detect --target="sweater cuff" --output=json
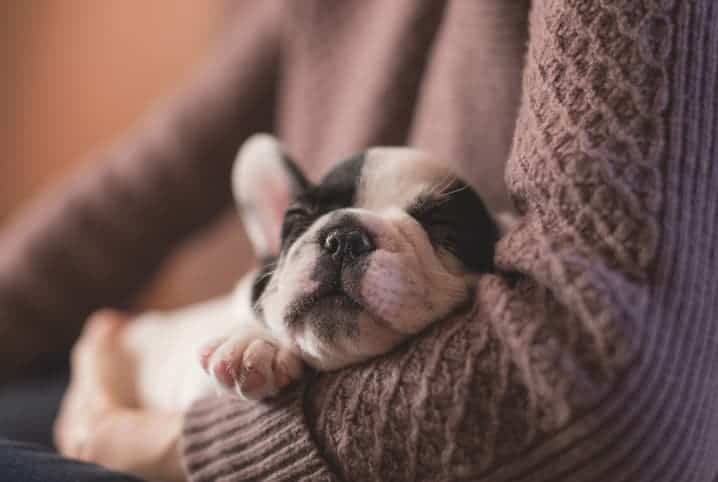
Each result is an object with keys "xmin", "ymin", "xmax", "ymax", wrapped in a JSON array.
[{"xmin": 180, "ymin": 384, "xmax": 337, "ymax": 482}]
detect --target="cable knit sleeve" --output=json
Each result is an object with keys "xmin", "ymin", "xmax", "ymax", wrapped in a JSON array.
[
  {"xmin": 0, "ymin": 2, "xmax": 281, "ymax": 381},
  {"xmin": 182, "ymin": 1, "xmax": 718, "ymax": 481}
]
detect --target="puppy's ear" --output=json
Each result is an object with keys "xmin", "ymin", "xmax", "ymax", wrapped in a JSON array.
[{"xmin": 232, "ymin": 134, "xmax": 309, "ymax": 257}]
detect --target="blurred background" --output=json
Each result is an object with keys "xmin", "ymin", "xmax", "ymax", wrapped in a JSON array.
[{"xmin": 1, "ymin": 0, "xmax": 253, "ymax": 310}]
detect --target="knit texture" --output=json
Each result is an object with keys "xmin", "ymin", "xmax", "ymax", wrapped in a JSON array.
[
  {"xmin": 1, "ymin": 0, "xmax": 717, "ymax": 481},
  {"xmin": 183, "ymin": 386, "xmax": 336, "ymax": 482}
]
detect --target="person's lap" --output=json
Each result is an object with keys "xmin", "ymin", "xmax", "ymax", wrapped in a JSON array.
[
  {"xmin": 0, "ymin": 439, "xmax": 146, "ymax": 482},
  {"xmin": 0, "ymin": 369, "xmax": 68, "ymax": 448}
]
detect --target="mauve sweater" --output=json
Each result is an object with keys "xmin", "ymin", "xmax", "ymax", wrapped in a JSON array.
[{"xmin": 1, "ymin": 1, "xmax": 717, "ymax": 481}]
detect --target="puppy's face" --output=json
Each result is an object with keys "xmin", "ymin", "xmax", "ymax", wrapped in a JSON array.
[{"xmin": 234, "ymin": 135, "xmax": 498, "ymax": 370}]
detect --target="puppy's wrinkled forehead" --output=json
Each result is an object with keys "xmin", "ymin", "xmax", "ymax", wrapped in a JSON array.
[
  {"xmin": 356, "ymin": 148, "xmax": 454, "ymax": 211},
  {"xmin": 296, "ymin": 148, "xmax": 455, "ymax": 213}
]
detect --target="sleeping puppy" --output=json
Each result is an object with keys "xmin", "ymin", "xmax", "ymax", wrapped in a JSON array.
[{"xmin": 120, "ymin": 134, "xmax": 500, "ymax": 410}]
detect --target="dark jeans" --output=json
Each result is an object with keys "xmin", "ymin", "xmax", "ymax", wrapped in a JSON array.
[
  {"xmin": 0, "ymin": 439, "xmax": 146, "ymax": 482},
  {"xmin": 0, "ymin": 371, "xmax": 68, "ymax": 448},
  {"xmin": 0, "ymin": 370, "xmax": 147, "ymax": 482}
]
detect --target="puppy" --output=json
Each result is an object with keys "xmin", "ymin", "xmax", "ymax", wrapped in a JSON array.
[{"xmin": 119, "ymin": 134, "xmax": 500, "ymax": 410}]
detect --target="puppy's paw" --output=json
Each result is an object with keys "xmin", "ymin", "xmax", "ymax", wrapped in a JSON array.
[{"xmin": 198, "ymin": 337, "xmax": 303, "ymax": 401}]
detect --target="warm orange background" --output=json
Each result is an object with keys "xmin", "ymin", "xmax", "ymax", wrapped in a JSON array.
[{"xmin": 2, "ymin": 1, "xmax": 253, "ymax": 309}]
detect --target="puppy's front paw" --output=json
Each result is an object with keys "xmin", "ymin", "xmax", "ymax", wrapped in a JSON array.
[{"xmin": 199, "ymin": 337, "xmax": 303, "ymax": 401}]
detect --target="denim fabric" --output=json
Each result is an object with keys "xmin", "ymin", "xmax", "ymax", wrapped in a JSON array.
[
  {"xmin": 0, "ymin": 371, "xmax": 68, "ymax": 448},
  {"xmin": 0, "ymin": 439, "xmax": 147, "ymax": 482}
]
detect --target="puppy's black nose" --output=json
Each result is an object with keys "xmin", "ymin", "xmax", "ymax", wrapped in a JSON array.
[{"xmin": 323, "ymin": 228, "xmax": 375, "ymax": 261}]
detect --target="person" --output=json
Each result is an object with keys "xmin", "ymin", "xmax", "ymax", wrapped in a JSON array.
[{"xmin": 2, "ymin": 1, "xmax": 718, "ymax": 481}]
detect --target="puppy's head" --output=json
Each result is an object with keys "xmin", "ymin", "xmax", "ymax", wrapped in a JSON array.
[{"xmin": 234, "ymin": 134, "xmax": 499, "ymax": 370}]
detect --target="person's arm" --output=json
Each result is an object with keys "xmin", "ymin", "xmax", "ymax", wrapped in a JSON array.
[
  {"xmin": 0, "ymin": 1, "xmax": 281, "ymax": 382},
  {"xmin": 181, "ymin": 1, "xmax": 711, "ymax": 481}
]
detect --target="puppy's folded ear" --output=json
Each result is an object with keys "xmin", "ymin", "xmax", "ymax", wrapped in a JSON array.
[{"xmin": 232, "ymin": 134, "xmax": 309, "ymax": 258}]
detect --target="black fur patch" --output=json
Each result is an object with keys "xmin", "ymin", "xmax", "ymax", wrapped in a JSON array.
[
  {"xmin": 281, "ymin": 152, "xmax": 310, "ymax": 194},
  {"xmin": 298, "ymin": 152, "xmax": 365, "ymax": 211},
  {"xmin": 408, "ymin": 179, "xmax": 498, "ymax": 273},
  {"xmin": 279, "ymin": 152, "xmax": 366, "ymax": 251},
  {"xmin": 250, "ymin": 256, "xmax": 277, "ymax": 322}
]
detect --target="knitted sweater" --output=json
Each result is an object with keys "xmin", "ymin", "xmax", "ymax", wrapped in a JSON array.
[{"xmin": 1, "ymin": 1, "xmax": 717, "ymax": 481}]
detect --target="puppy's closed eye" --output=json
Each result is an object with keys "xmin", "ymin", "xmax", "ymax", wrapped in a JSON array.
[
  {"xmin": 280, "ymin": 206, "xmax": 313, "ymax": 248},
  {"xmin": 408, "ymin": 201, "xmax": 459, "ymax": 252},
  {"xmin": 408, "ymin": 182, "xmax": 498, "ymax": 273}
]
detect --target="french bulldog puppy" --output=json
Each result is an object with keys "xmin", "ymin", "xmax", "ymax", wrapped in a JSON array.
[{"xmin": 120, "ymin": 134, "xmax": 500, "ymax": 410}]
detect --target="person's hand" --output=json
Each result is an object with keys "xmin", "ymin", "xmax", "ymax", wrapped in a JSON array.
[{"xmin": 55, "ymin": 310, "xmax": 186, "ymax": 482}]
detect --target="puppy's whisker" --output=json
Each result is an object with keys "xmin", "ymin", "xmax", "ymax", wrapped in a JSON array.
[
  {"xmin": 438, "ymin": 183, "xmax": 468, "ymax": 199},
  {"xmin": 428, "ymin": 174, "xmax": 457, "ymax": 199},
  {"xmin": 260, "ymin": 260, "xmax": 279, "ymax": 270},
  {"xmin": 256, "ymin": 268, "xmax": 276, "ymax": 283}
]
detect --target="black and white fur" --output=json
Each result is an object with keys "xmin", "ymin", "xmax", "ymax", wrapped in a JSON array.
[{"xmin": 120, "ymin": 134, "xmax": 500, "ymax": 410}]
